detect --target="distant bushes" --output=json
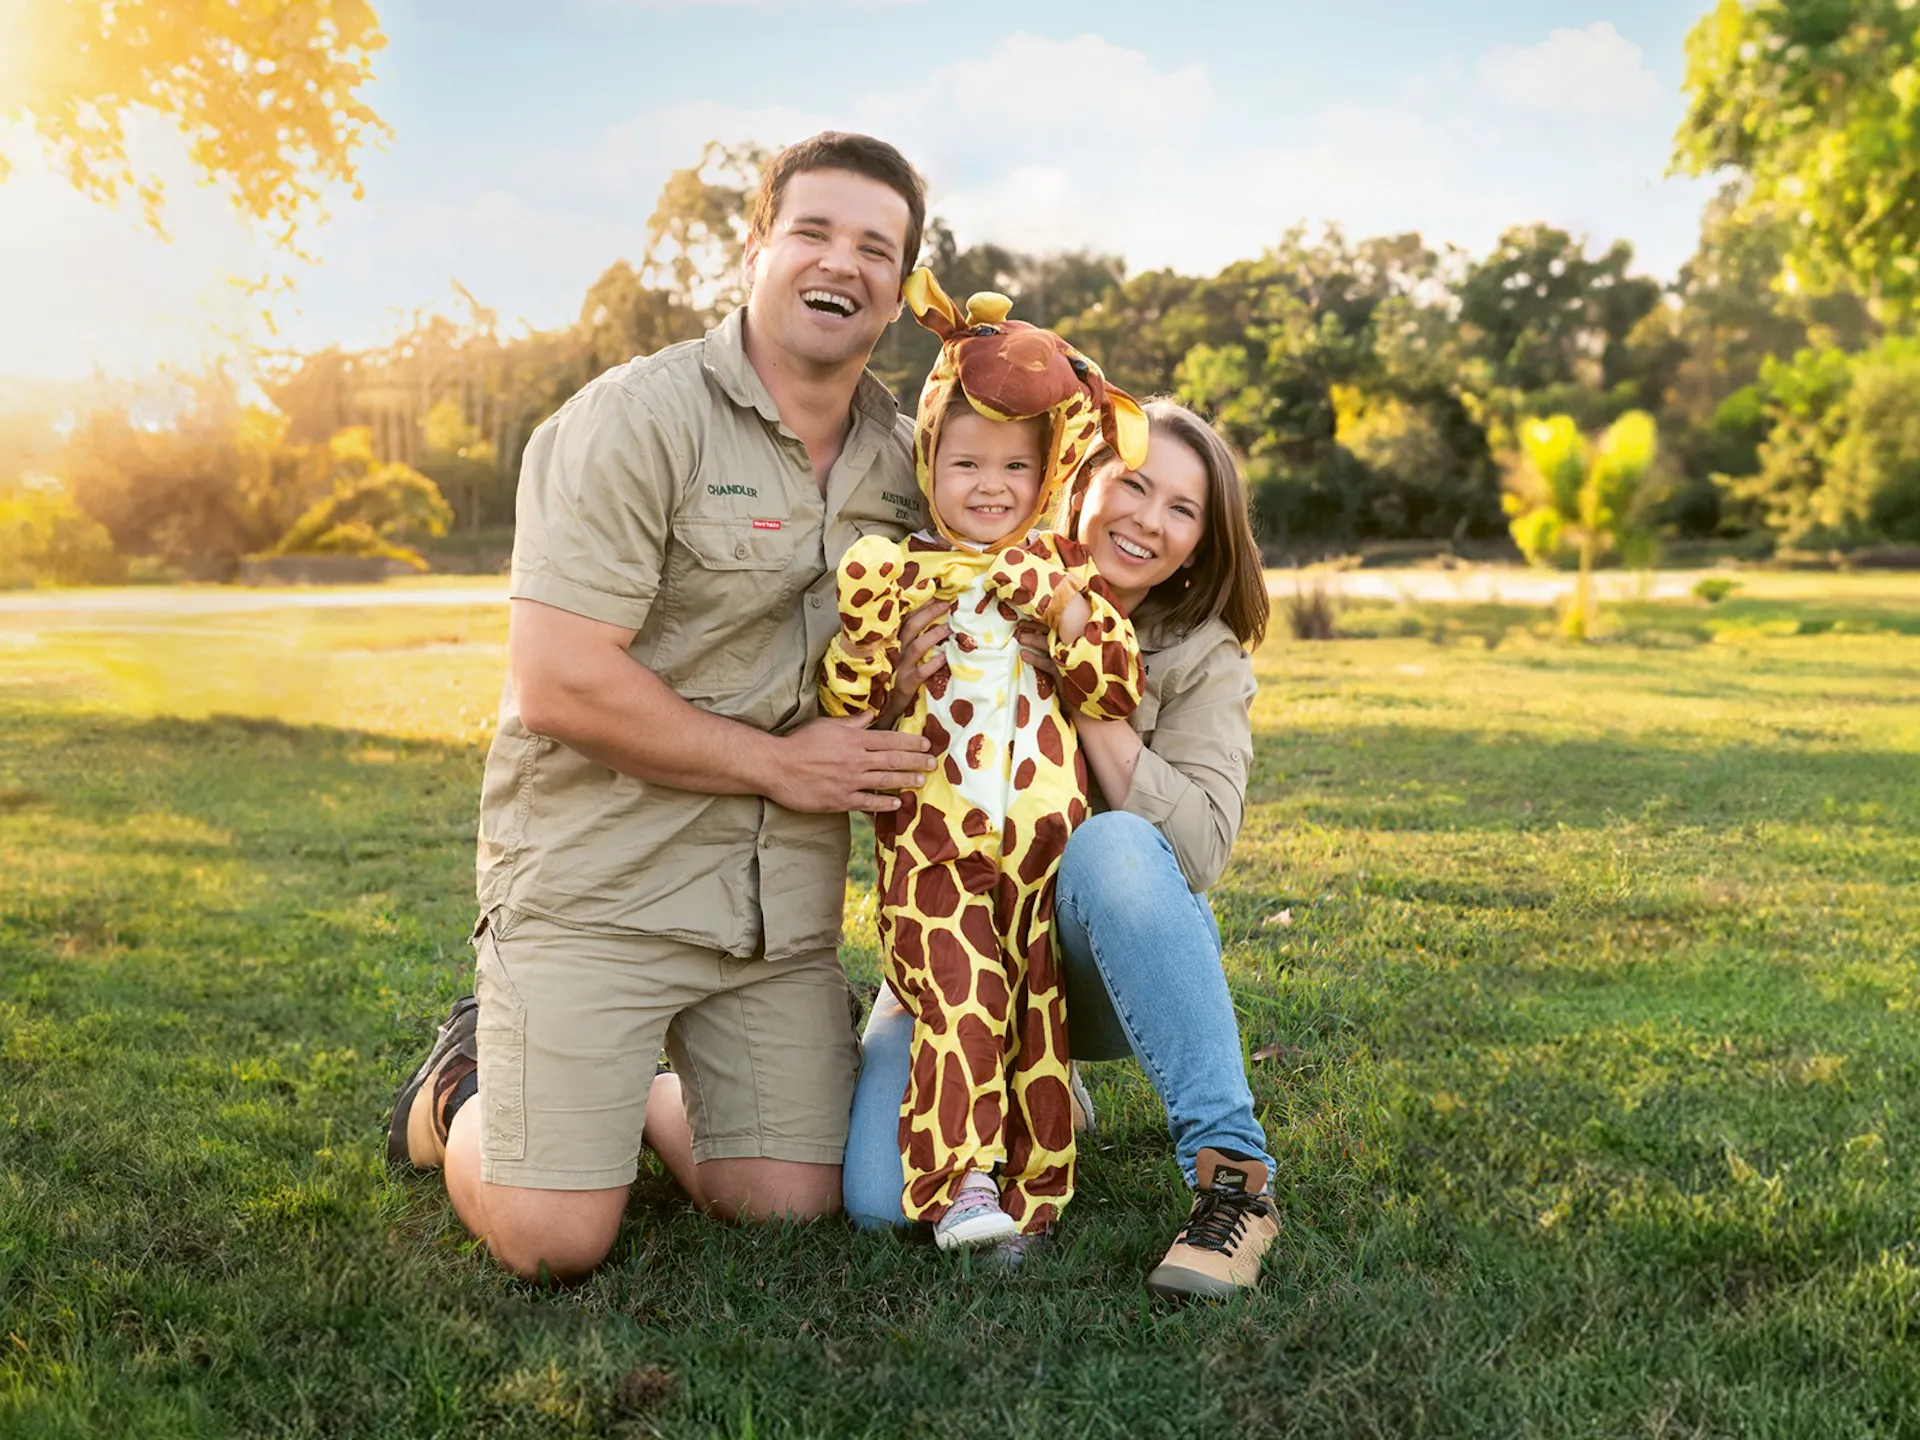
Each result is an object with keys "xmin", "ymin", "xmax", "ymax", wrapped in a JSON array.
[
  {"xmin": 265, "ymin": 427, "xmax": 453, "ymax": 571},
  {"xmin": 0, "ymin": 486, "xmax": 123, "ymax": 589},
  {"xmin": 8, "ymin": 379, "xmax": 455, "ymax": 587},
  {"xmin": 1723, "ymin": 339, "xmax": 1920, "ymax": 551}
]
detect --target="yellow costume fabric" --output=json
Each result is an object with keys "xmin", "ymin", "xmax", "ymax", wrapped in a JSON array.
[{"xmin": 820, "ymin": 271, "xmax": 1148, "ymax": 1231}]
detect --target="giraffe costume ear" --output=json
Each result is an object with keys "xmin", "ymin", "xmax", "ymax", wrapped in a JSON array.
[
  {"xmin": 1104, "ymin": 388, "xmax": 1151, "ymax": 472},
  {"xmin": 903, "ymin": 267, "xmax": 966, "ymax": 341}
]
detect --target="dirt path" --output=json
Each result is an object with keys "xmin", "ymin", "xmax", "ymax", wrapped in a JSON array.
[{"xmin": 0, "ymin": 568, "xmax": 1711, "ymax": 618}]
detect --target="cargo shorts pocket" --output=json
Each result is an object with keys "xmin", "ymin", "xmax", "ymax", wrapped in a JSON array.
[{"xmin": 473, "ymin": 911, "xmax": 528, "ymax": 1164}]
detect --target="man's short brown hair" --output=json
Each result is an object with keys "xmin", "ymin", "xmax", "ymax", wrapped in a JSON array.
[{"xmin": 750, "ymin": 132, "xmax": 926, "ymax": 282}]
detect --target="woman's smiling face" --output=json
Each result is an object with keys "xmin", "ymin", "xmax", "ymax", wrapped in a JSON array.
[{"xmin": 1075, "ymin": 424, "xmax": 1209, "ymax": 613}]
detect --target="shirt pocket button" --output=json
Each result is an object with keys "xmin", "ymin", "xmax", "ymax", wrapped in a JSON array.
[{"xmin": 735, "ymin": 543, "xmax": 750, "ymax": 559}]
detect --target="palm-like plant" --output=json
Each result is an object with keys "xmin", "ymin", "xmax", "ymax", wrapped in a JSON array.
[{"xmin": 1503, "ymin": 411, "xmax": 1661, "ymax": 639}]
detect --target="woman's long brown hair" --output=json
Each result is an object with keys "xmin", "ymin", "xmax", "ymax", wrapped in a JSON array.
[{"xmin": 1065, "ymin": 397, "xmax": 1269, "ymax": 649}]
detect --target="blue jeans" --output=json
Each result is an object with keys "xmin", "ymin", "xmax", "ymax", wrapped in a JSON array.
[{"xmin": 844, "ymin": 810, "xmax": 1275, "ymax": 1229}]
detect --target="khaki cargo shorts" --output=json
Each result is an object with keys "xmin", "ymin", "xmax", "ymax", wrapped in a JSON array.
[{"xmin": 471, "ymin": 907, "xmax": 861, "ymax": 1190}]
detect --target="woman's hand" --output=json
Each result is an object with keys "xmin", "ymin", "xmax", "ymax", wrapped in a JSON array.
[
  {"xmin": 1013, "ymin": 620, "xmax": 1058, "ymax": 681},
  {"xmin": 876, "ymin": 600, "xmax": 952, "ymax": 728}
]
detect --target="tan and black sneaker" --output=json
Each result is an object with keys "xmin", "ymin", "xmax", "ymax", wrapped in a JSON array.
[
  {"xmin": 385, "ymin": 995, "xmax": 479, "ymax": 1170},
  {"xmin": 1145, "ymin": 1147, "xmax": 1280, "ymax": 1300}
]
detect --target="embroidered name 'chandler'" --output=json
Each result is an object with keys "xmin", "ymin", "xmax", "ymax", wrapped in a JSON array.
[{"xmin": 707, "ymin": 483, "xmax": 758, "ymax": 499}]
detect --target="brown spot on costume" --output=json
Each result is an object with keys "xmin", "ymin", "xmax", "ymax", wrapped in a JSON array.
[{"xmin": 820, "ymin": 270, "xmax": 1148, "ymax": 1233}]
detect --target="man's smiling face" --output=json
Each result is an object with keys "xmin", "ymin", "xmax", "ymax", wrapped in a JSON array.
[{"xmin": 743, "ymin": 168, "xmax": 909, "ymax": 374}]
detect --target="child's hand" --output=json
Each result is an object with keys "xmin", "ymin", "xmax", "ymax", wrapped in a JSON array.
[
  {"xmin": 877, "ymin": 600, "xmax": 952, "ymax": 727},
  {"xmin": 1040, "ymin": 575, "xmax": 1091, "ymax": 640}
]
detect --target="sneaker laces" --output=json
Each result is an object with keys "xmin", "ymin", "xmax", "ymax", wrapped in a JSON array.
[
  {"xmin": 1176, "ymin": 1187, "xmax": 1266, "ymax": 1255},
  {"xmin": 942, "ymin": 1186, "xmax": 1002, "ymax": 1225}
]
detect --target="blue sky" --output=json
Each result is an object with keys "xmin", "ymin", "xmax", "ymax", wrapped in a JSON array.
[{"xmin": 0, "ymin": 0, "xmax": 1721, "ymax": 379}]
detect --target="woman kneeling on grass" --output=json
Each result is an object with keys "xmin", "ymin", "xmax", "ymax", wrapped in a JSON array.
[{"xmin": 843, "ymin": 397, "xmax": 1278, "ymax": 1299}]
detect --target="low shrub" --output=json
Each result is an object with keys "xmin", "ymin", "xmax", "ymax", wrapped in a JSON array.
[{"xmin": 1286, "ymin": 582, "xmax": 1340, "ymax": 640}]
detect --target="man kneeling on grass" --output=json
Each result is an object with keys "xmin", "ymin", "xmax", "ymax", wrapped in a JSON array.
[{"xmin": 384, "ymin": 132, "xmax": 934, "ymax": 1280}]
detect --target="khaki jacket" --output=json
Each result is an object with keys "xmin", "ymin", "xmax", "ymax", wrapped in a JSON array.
[
  {"xmin": 1111, "ymin": 614, "xmax": 1257, "ymax": 893},
  {"xmin": 476, "ymin": 309, "xmax": 922, "ymax": 958}
]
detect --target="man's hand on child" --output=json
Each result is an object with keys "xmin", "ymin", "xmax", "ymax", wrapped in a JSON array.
[{"xmin": 773, "ymin": 714, "xmax": 936, "ymax": 813}]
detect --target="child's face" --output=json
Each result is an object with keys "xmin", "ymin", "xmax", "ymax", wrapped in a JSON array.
[{"xmin": 930, "ymin": 408, "xmax": 1046, "ymax": 545}]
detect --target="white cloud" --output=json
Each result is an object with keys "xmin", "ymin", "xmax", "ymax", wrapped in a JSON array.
[
  {"xmin": 555, "ymin": 32, "xmax": 1211, "ymax": 198},
  {"xmin": 539, "ymin": 34, "xmax": 1219, "ymax": 264},
  {"xmin": 567, "ymin": 100, "xmax": 832, "ymax": 196},
  {"xmin": 863, "ymin": 32, "xmax": 1213, "ymax": 181},
  {"xmin": 1476, "ymin": 22, "xmax": 1662, "ymax": 118},
  {"xmin": 931, "ymin": 98, "xmax": 1530, "ymax": 278}
]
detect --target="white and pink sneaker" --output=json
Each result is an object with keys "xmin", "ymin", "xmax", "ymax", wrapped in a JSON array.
[{"xmin": 933, "ymin": 1184, "xmax": 1019, "ymax": 1250}]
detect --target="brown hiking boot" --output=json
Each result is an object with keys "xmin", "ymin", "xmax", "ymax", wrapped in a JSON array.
[
  {"xmin": 385, "ymin": 995, "xmax": 479, "ymax": 1169},
  {"xmin": 1145, "ymin": 1147, "xmax": 1280, "ymax": 1300}
]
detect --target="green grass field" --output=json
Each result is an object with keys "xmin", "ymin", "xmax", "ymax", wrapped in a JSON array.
[{"xmin": 2, "ymin": 574, "xmax": 1918, "ymax": 1438}]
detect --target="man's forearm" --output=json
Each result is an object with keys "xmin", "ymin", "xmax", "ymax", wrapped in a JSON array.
[
  {"xmin": 509, "ymin": 596, "xmax": 932, "ymax": 816},
  {"xmin": 518, "ymin": 648, "xmax": 783, "ymax": 797}
]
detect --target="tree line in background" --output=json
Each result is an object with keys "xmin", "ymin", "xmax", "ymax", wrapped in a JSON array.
[{"xmin": 3, "ymin": 0, "xmax": 1917, "ymax": 587}]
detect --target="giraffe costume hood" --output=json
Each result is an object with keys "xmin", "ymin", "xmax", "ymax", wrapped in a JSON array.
[
  {"xmin": 819, "ymin": 274, "xmax": 1148, "ymax": 1234},
  {"xmin": 903, "ymin": 267, "xmax": 1150, "ymax": 549}
]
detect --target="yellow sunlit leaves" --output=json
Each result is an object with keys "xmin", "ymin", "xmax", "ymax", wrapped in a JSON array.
[{"xmin": 0, "ymin": 0, "xmax": 389, "ymax": 254}]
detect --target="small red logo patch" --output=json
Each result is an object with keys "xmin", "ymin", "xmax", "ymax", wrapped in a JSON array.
[{"xmin": 751, "ymin": 519, "xmax": 782, "ymax": 530}]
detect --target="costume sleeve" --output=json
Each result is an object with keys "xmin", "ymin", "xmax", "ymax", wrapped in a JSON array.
[
  {"xmin": 988, "ymin": 537, "xmax": 1142, "ymax": 721},
  {"xmin": 819, "ymin": 534, "xmax": 909, "ymax": 717},
  {"xmin": 1123, "ymin": 633, "xmax": 1256, "ymax": 893},
  {"xmin": 509, "ymin": 376, "xmax": 680, "ymax": 632}
]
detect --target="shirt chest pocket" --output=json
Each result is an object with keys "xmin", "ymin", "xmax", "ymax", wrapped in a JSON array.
[
  {"xmin": 654, "ymin": 517, "xmax": 813, "ymax": 700},
  {"xmin": 674, "ymin": 516, "xmax": 795, "ymax": 573}
]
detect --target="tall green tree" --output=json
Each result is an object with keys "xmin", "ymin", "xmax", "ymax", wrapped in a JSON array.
[
  {"xmin": 1825, "ymin": 341, "xmax": 1920, "ymax": 542},
  {"xmin": 1631, "ymin": 185, "xmax": 1876, "ymax": 534},
  {"xmin": 577, "ymin": 260, "xmax": 705, "ymax": 376},
  {"xmin": 642, "ymin": 140, "xmax": 769, "ymax": 318},
  {"xmin": 1738, "ymin": 337, "xmax": 1920, "ymax": 547},
  {"xmin": 1455, "ymin": 225, "xmax": 1665, "ymax": 416},
  {"xmin": 1675, "ymin": 0, "xmax": 1920, "ymax": 320}
]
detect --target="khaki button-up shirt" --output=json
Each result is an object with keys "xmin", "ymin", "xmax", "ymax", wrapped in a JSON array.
[
  {"xmin": 1107, "ymin": 614, "xmax": 1257, "ymax": 894},
  {"xmin": 477, "ymin": 309, "xmax": 924, "ymax": 959}
]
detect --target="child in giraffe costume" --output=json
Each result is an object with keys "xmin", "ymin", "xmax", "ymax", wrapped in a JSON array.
[{"xmin": 821, "ymin": 269, "xmax": 1149, "ymax": 1248}]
